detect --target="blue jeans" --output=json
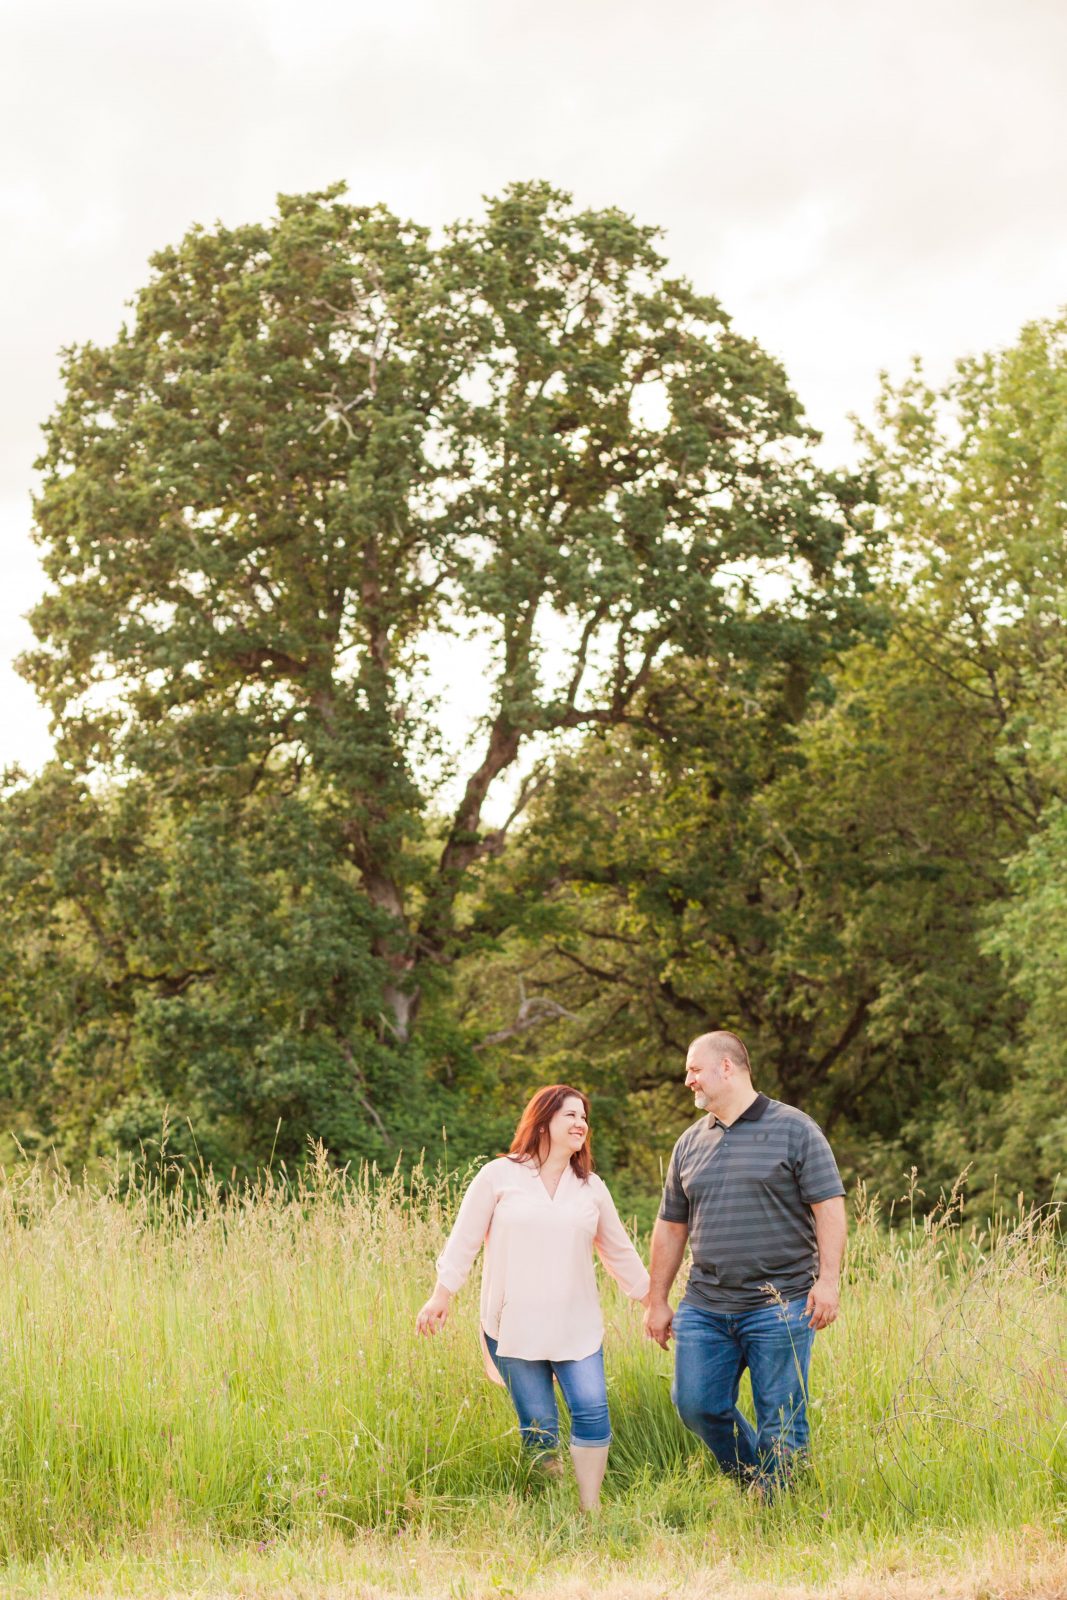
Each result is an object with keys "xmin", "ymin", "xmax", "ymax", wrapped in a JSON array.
[
  {"xmin": 483, "ymin": 1332, "xmax": 611, "ymax": 1450},
  {"xmin": 671, "ymin": 1297, "xmax": 815, "ymax": 1493}
]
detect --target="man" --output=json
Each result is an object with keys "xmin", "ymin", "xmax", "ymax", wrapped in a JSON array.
[{"xmin": 643, "ymin": 1030, "xmax": 847, "ymax": 1496}]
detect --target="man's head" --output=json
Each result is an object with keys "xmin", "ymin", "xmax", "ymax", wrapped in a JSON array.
[{"xmin": 684, "ymin": 1030, "xmax": 752, "ymax": 1114}]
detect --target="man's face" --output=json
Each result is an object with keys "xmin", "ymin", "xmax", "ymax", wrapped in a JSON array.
[{"xmin": 684, "ymin": 1046, "xmax": 724, "ymax": 1112}]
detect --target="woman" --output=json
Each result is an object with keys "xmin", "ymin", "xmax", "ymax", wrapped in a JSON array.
[{"xmin": 415, "ymin": 1085, "xmax": 650, "ymax": 1512}]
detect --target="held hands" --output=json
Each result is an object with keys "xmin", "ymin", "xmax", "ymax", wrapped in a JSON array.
[
  {"xmin": 643, "ymin": 1295, "xmax": 674, "ymax": 1349},
  {"xmin": 804, "ymin": 1275, "xmax": 840, "ymax": 1331},
  {"xmin": 415, "ymin": 1286, "xmax": 452, "ymax": 1336}
]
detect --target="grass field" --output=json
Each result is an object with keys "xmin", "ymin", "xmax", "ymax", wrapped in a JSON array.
[{"xmin": 0, "ymin": 1149, "xmax": 1062, "ymax": 1598}]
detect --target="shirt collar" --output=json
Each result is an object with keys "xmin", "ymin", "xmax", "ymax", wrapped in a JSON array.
[{"xmin": 712, "ymin": 1092, "xmax": 769, "ymax": 1129}]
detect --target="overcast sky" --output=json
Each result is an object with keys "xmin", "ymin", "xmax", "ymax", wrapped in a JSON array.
[{"xmin": 3, "ymin": 0, "xmax": 1067, "ymax": 776}]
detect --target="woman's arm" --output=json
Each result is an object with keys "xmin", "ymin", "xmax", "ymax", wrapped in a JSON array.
[
  {"xmin": 593, "ymin": 1181, "xmax": 651, "ymax": 1301},
  {"xmin": 415, "ymin": 1163, "xmax": 497, "ymax": 1337}
]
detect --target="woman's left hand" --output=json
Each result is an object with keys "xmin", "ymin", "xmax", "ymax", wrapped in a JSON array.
[{"xmin": 415, "ymin": 1285, "xmax": 452, "ymax": 1336}]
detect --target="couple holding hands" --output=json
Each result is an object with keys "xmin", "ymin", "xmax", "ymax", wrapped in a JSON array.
[{"xmin": 416, "ymin": 1030, "xmax": 847, "ymax": 1512}]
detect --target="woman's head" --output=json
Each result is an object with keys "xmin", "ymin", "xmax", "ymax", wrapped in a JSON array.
[{"xmin": 508, "ymin": 1085, "xmax": 593, "ymax": 1178}]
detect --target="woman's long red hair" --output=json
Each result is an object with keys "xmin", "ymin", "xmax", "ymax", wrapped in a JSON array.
[{"xmin": 507, "ymin": 1084, "xmax": 593, "ymax": 1179}]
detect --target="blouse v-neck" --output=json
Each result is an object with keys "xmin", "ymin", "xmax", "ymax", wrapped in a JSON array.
[{"xmin": 534, "ymin": 1161, "xmax": 570, "ymax": 1202}]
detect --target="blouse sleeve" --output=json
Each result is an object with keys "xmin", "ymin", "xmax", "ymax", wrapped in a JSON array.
[
  {"xmin": 434, "ymin": 1163, "xmax": 499, "ymax": 1294},
  {"xmin": 593, "ymin": 1179, "xmax": 651, "ymax": 1300}
]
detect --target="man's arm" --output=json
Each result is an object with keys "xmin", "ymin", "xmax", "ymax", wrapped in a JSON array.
[
  {"xmin": 805, "ymin": 1196, "xmax": 847, "ymax": 1331},
  {"xmin": 643, "ymin": 1219, "xmax": 689, "ymax": 1347}
]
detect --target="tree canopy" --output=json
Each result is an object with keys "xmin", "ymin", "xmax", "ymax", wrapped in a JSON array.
[
  {"xmin": 3, "ymin": 184, "xmax": 1062, "ymax": 1208},
  {"xmin": 1, "ymin": 182, "xmax": 870, "ymax": 1172}
]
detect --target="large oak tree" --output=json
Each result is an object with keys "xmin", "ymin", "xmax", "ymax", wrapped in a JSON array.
[{"xmin": 3, "ymin": 182, "xmax": 869, "ymax": 1167}]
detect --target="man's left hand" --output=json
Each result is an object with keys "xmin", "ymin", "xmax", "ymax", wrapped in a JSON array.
[{"xmin": 804, "ymin": 1276, "xmax": 839, "ymax": 1331}]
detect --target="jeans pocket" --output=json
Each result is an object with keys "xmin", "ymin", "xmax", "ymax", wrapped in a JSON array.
[{"xmin": 672, "ymin": 1303, "xmax": 697, "ymax": 1334}]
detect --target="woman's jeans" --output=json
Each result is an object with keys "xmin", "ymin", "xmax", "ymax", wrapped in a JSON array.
[
  {"xmin": 671, "ymin": 1297, "xmax": 815, "ymax": 1492},
  {"xmin": 483, "ymin": 1332, "xmax": 611, "ymax": 1450}
]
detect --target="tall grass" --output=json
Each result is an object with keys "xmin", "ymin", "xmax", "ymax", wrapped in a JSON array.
[{"xmin": 0, "ymin": 1148, "xmax": 1062, "ymax": 1589}]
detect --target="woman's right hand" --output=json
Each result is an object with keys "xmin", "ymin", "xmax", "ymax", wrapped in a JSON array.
[{"xmin": 415, "ymin": 1284, "xmax": 452, "ymax": 1336}]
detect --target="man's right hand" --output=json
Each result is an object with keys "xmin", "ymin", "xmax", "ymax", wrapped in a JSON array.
[{"xmin": 643, "ymin": 1296, "xmax": 674, "ymax": 1348}]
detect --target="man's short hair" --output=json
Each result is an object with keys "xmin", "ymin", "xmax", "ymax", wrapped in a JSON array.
[{"xmin": 691, "ymin": 1030, "xmax": 751, "ymax": 1074}]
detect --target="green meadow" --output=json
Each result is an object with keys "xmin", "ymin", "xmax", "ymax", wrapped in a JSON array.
[{"xmin": 0, "ymin": 1152, "xmax": 1062, "ymax": 1598}]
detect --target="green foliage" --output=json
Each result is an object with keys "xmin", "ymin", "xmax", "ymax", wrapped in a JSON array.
[
  {"xmin": 456, "ymin": 635, "xmax": 1022, "ymax": 1200},
  {"xmin": 1, "ymin": 181, "xmax": 867, "ymax": 1171},
  {"xmin": 3, "ymin": 179, "xmax": 1063, "ymax": 1197},
  {"xmin": 983, "ymin": 724, "xmax": 1067, "ymax": 1202},
  {"xmin": 857, "ymin": 312, "xmax": 1067, "ymax": 1203},
  {"xmin": 461, "ymin": 311, "xmax": 1067, "ymax": 1210},
  {"xmin": 0, "ymin": 767, "xmax": 433, "ymax": 1169}
]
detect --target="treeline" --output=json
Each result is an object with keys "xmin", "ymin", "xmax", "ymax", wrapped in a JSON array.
[{"xmin": 1, "ymin": 184, "xmax": 1063, "ymax": 1210}]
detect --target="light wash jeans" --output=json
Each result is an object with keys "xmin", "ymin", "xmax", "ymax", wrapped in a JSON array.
[{"xmin": 483, "ymin": 1331, "xmax": 611, "ymax": 1450}]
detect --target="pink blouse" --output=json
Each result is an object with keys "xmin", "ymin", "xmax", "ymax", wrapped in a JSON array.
[{"xmin": 435, "ymin": 1157, "xmax": 650, "ymax": 1378}]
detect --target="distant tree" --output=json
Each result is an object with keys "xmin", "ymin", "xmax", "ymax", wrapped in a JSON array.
[
  {"xmin": 457, "ymin": 636, "xmax": 1025, "ymax": 1197},
  {"xmin": 467, "ymin": 313, "xmax": 1067, "ymax": 1208},
  {"xmin": 985, "ymin": 767, "xmax": 1067, "ymax": 1199},
  {"xmin": 861, "ymin": 313, "xmax": 1067, "ymax": 1203},
  {"xmin": 1, "ymin": 182, "xmax": 869, "ymax": 1168}
]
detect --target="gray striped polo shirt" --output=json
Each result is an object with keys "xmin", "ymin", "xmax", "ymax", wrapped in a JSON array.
[{"xmin": 658, "ymin": 1093, "xmax": 845, "ymax": 1312}]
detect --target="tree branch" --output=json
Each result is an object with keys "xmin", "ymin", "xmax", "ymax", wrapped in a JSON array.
[
  {"xmin": 419, "ymin": 714, "xmax": 523, "ymax": 955},
  {"xmin": 339, "ymin": 1036, "xmax": 392, "ymax": 1146},
  {"xmin": 472, "ymin": 978, "xmax": 579, "ymax": 1053}
]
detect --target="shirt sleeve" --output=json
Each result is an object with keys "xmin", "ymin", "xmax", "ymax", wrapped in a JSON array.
[
  {"xmin": 434, "ymin": 1163, "xmax": 498, "ymax": 1293},
  {"xmin": 793, "ymin": 1119, "xmax": 846, "ymax": 1205},
  {"xmin": 658, "ymin": 1143, "xmax": 690, "ymax": 1224},
  {"xmin": 593, "ymin": 1180, "xmax": 651, "ymax": 1299}
]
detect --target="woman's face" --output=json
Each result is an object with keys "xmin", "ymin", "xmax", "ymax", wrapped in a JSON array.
[{"xmin": 546, "ymin": 1094, "xmax": 588, "ymax": 1156}]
